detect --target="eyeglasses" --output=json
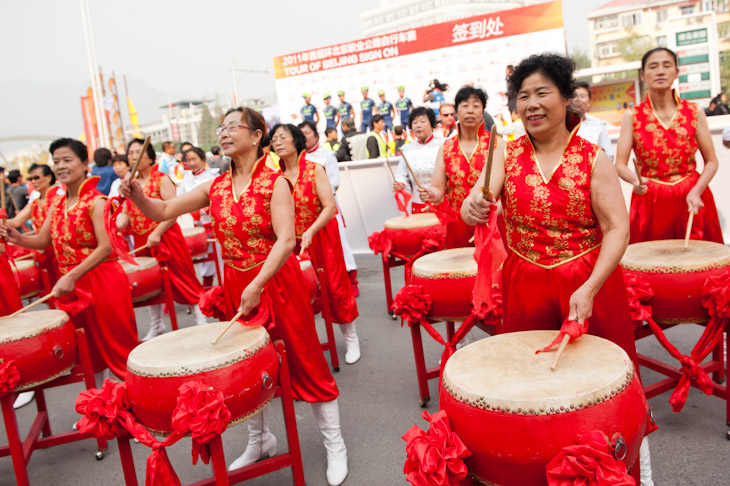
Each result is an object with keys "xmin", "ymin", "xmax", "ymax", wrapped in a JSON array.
[
  {"xmin": 27, "ymin": 176, "xmax": 41, "ymax": 181},
  {"xmin": 441, "ymin": 113, "xmax": 455, "ymax": 117},
  {"xmin": 216, "ymin": 123, "xmax": 251, "ymax": 136}
]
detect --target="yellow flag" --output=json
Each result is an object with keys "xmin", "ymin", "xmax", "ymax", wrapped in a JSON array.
[{"xmin": 127, "ymin": 96, "xmax": 142, "ymax": 138}]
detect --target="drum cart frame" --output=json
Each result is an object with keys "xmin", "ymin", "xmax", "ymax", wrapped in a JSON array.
[
  {"xmin": 0, "ymin": 327, "xmax": 107, "ymax": 486},
  {"xmin": 114, "ymin": 340, "xmax": 306, "ymax": 486},
  {"xmin": 311, "ymin": 236, "xmax": 340, "ymax": 372},
  {"xmin": 130, "ymin": 263, "xmax": 180, "ymax": 333},
  {"xmin": 380, "ymin": 253, "xmax": 407, "ymax": 320}
]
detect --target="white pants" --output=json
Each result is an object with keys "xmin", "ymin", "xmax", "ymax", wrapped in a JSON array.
[{"xmin": 336, "ymin": 212, "xmax": 356, "ymax": 272}]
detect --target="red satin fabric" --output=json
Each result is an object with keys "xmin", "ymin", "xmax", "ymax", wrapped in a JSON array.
[
  {"xmin": 30, "ymin": 189, "xmax": 62, "ymax": 284},
  {"xmin": 61, "ymin": 261, "xmax": 138, "ymax": 377},
  {"xmin": 299, "ymin": 219, "xmax": 358, "ymax": 324},
  {"xmin": 629, "ymin": 171, "xmax": 723, "ymax": 244},
  {"xmin": 0, "ymin": 361, "xmax": 20, "ymax": 397},
  {"xmin": 223, "ymin": 257, "xmax": 339, "ymax": 403},
  {"xmin": 501, "ymin": 249, "xmax": 639, "ymax": 373},
  {"xmin": 0, "ymin": 252, "xmax": 22, "ymax": 316},
  {"xmin": 134, "ymin": 223, "xmax": 203, "ymax": 305}
]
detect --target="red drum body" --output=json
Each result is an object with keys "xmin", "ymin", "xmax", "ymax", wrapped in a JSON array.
[
  {"xmin": 120, "ymin": 257, "xmax": 162, "ymax": 303},
  {"xmin": 12, "ymin": 259, "xmax": 42, "ymax": 299},
  {"xmin": 440, "ymin": 331, "xmax": 649, "ymax": 486},
  {"xmin": 384, "ymin": 213, "xmax": 443, "ymax": 259},
  {"xmin": 125, "ymin": 323, "xmax": 279, "ymax": 434},
  {"xmin": 298, "ymin": 257, "xmax": 318, "ymax": 303},
  {"xmin": 0, "ymin": 310, "xmax": 77, "ymax": 391},
  {"xmin": 620, "ymin": 240, "xmax": 730, "ymax": 324},
  {"xmin": 411, "ymin": 248, "xmax": 477, "ymax": 321},
  {"xmin": 182, "ymin": 227, "xmax": 208, "ymax": 259}
]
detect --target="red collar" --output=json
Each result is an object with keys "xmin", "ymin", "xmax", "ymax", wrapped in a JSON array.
[
  {"xmin": 193, "ymin": 167, "xmax": 206, "ymax": 176},
  {"xmin": 306, "ymin": 145, "xmax": 319, "ymax": 154},
  {"xmin": 417, "ymin": 135, "xmax": 434, "ymax": 145}
]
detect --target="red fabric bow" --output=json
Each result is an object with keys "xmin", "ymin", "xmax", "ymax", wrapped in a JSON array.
[
  {"xmin": 395, "ymin": 190, "xmax": 413, "ymax": 216},
  {"xmin": 702, "ymin": 270, "xmax": 730, "ymax": 322},
  {"xmin": 104, "ymin": 196, "xmax": 136, "ymax": 265},
  {"xmin": 75, "ymin": 379, "xmax": 130, "ymax": 441},
  {"xmin": 425, "ymin": 200, "xmax": 457, "ymax": 225},
  {"xmin": 393, "ymin": 285, "xmax": 432, "ymax": 325},
  {"xmin": 0, "ymin": 360, "xmax": 20, "ymax": 398},
  {"xmin": 199, "ymin": 286, "xmax": 227, "ymax": 321},
  {"xmin": 402, "ymin": 410, "xmax": 471, "ymax": 486},
  {"xmin": 368, "ymin": 230, "xmax": 393, "ymax": 258},
  {"xmin": 472, "ymin": 211, "xmax": 507, "ymax": 321},
  {"xmin": 536, "ymin": 318, "xmax": 589, "ymax": 354},
  {"xmin": 623, "ymin": 273, "xmax": 655, "ymax": 328},
  {"xmin": 421, "ymin": 226, "xmax": 446, "ymax": 254},
  {"xmin": 0, "ymin": 209, "xmax": 8, "ymax": 220},
  {"xmin": 546, "ymin": 430, "xmax": 635, "ymax": 486},
  {"xmin": 55, "ymin": 288, "xmax": 93, "ymax": 316}
]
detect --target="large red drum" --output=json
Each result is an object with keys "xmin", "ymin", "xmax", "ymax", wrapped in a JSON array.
[
  {"xmin": 119, "ymin": 257, "xmax": 162, "ymax": 304},
  {"xmin": 182, "ymin": 226, "xmax": 208, "ymax": 259},
  {"xmin": 11, "ymin": 259, "xmax": 42, "ymax": 299},
  {"xmin": 411, "ymin": 248, "xmax": 477, "ymax": 321},
  {"xmin": 620, "ymin": 240, "xmax": 730, "ymax": 324},
  {"xmin": 125, "ymin": 322, "xmax": 279, "ymax": 434},
  {"xmin": 0, "ymin": 310, "xmax": 77, "ymax": 391},
  {"xmin": 384, "ymin": 213, "xmax": 443, "ymax": 259},
  {"xmin": 440, "ymin": 331, "xmax": 649, "ymax": 486},
  {"xmin": 298, "ymin": 257, "xmax": 318, "ymax": 304}
]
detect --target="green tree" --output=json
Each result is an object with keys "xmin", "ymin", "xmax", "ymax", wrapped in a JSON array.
[
  {"xmin": 617, "ymin": 29, "xmax": 653, "ymax": 62},
  {"xmin": 570, "ymin": 45, "xmax": 591, "ymax": 70},
  {"xmin": 197, "ymin": 104, "xmax": 219, "ymax": 151}
]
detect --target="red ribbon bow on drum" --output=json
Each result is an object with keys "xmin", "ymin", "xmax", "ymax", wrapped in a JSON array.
[
  {"xmin": 546, "ymin": 430, "xmax": 635, "ymax": 486},
  {"xmin": 199, "ymin": 286, "xmax": 227, "ymax": 321},
  {"xmin": 0, "ymin": 360, "xmax": 20, "ymax": 398},
  {"xmin": 368, "ymin": 230, "xmax": 393, "ymax": 259},
  {"xmin": 425, "ymin": 199, "xmax": 458, "ymax": 225},
  {"xmin": 393, "ymin": 285, "xmax": 432, "ymax": 326},
  {"xmin": 402, "ymin": 410, "xmax": 471, "ymax": 486},
  {"xmin": 536, "ymin": 318, "xmax": 589, "ymax": 354},
  {"xmin": 104, "ymin": 197, "xmax": 137, "ymax": 265}
]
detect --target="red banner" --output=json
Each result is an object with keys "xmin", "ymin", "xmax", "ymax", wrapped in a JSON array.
[
  {"xmin": 80, "ymin": 96, "xmax": 98, "ymax": 155},
  {"xmin": 273, "ymin": 0, "xmax": 563, "ymax": 79}
]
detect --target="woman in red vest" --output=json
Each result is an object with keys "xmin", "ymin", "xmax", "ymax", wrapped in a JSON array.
[
  {"xmin": 615, "ymin": 47, "xmax": 723, "ymax": 243},
  {"xmin": 120, "ymin": 108, "xmax": 349, "ymax": 486},
  {"xmin": 0, "ymin": 241, "xmax": 21, "ymax": 316},
  {"xmin": 270, "ymin": 123, "xmax": 361, "ymax": 365}
]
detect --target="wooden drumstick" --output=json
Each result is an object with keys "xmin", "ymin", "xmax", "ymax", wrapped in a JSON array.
[
  {"xmin": 15, "ymin": 253, "xmax": 34, "ymax": 261},
  {"xmin": 684, "ymin": 210, "xmax": 694, "ymax": 249},
  {"xmin": 550, "ymin": 334, "xmax": 571, "ymax": 371},
  {"xmin": 129, "ymin": 243, "xmax": 149, "ymax": 255},
  {"xmin": 400, "ymin": 151, "xmax": 424, "ymax": 190},
  {"xmin": 632, "ymin": 157, "xmax": 643, "ymax": 186},
  {"xmin": 482, "ymin": 125, "xmax": 498, "ymax": 201},
  {"xmin": 0, "ymin": 175, "xmax": 6, "ymax": 225},
  {"xmin": 128, "ymin": 136, "xmax": 152, "ymax": 183},
  {"xmin": 212, "ymin": 309, "xmax": 245, "ymax": 345},
  {"xmin": 207, "ymin": 238, "xmax": 217, "ymax": 243},
  {"xmin": 383, "ymin": 153, "xmax": 397, "ymax": 182},
  {"xmin": 8, "ymin": 292, "xmax": 55, "ymax": 318}
]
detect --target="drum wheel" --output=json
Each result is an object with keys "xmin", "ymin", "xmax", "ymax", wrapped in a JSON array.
[
  {"xmin": 95, "ymin": 450, "xmax": 104, "ymax": 460},
  {"xmin": 390, "ymin": 313, "xmax": 397, "ymax": 321},
  {"xmin": 419, "ymin": 396, "xmax": 430, "ymax": 408}
]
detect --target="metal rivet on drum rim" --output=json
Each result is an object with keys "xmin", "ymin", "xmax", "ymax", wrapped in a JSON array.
[
  {"xmin": 262, "ymin": 372, "xmax": 273, "ymax": 390},
  {"xmin": 53, "ymin": 346, "xmax": 64, "ymax": 359}
]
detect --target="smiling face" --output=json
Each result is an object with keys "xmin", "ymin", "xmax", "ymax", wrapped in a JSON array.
[
  {"xmin": 218, "ymin": 110, "xmax": 261, "ymax": 158},
  {"xmin": 184, "ymin": 150, "xmax": 206, "ymax": 173},
  {"xmin": 455, "ymin": 96, "xmax": 483, "ymax": 130},
  {"xmin": 271, "ymin": 126, "xmax": 298, "ymax": 159},
  {"xmin": 640, "ymin": 50, "xmax": 678, "ymax": 91},
  {"xmin": 52, "ymin": 146, "xmax": 87, "ymax": 187},
  {"xmin": 516, "ymin": 71, "xmax": 571, "ymax": 139},
  {"xmin": 411, "ymin": 114, "xmax": 433, "ymax": 142}
]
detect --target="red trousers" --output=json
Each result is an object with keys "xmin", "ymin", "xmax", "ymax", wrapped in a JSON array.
[
  {"xmin": 223, "ymin": 256, "xmax": 339, "ymax": 403},
  {"xmin": 0, "ymin": 253, "xmax": 22, "ymax": 316}
]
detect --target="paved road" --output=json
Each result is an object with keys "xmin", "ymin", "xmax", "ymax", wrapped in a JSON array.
[{"xmin": 1, "ymin": 255, "xmax": 729, "ymax": 485}]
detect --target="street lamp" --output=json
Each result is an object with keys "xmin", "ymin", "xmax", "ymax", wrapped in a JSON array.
[{"xmin": 231, "ymin": 60, "xmax": 268, "ymax": 106}]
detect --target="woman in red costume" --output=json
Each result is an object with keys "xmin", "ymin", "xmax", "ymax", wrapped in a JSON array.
[
  {"xmin": 0, "ymin": 240, "xmax": 21, "ymax": 316},
  {"xmin": 462, "ymin": 54, "xmax": 649, "ymax": 484},
  {"xmin": 270, "ymin": 123, "xmax": 361, "ymax": 365},
  {"xmin": 616, "ymin": 47, "xmax": 723, "ymax": 244},
  {"xmin": 120, "ymin": 107, "xmax": 349, "ymax": 486},
  {"xmin": 0, "ymin": 138, "xmax": 138, "ymax": 381},
  {"xmin": 421, "ymin": 86, "xmax": 493, "ymax": 248},
  {"xmin": 117, "ymin": 138, "xmax": 206, "ymax": 339},
  {"xmin": 6, "ymin": 163, "xmax": 64, "ymax": 284}
]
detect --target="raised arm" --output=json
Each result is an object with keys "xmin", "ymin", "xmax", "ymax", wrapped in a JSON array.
[
  {"xmin": 5, "ymin": 203, "xmax": 31, "ymax": 229},
  {"xmin": 121, "ymin": 176, "xmax": 210, "ymax": 222},
  {"xmin": 145, "ymin": 174, "xmax": 181, "ymax": 246},
  {"xmin": 460, "ymin": 146, "xmax": 505, "ymax": 225},
  {"xmin": 0, "ymin": 203, "xmax": 53, "ymax": 250},
  {"xmin": 300, "ymin": 164, "xmax": 336, "ymax": 253},
  {"xmin": 687, "ymin": 108, "xmax": 719, "ymax": 213}
]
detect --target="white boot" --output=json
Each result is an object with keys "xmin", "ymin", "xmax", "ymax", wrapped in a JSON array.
[
  {"xmin": 339, "ymin": 322, "xmax": 361, "ymax": 365},
  {"xmin": 639, "ymin": 437, "xmax": 654, "ymax": 486},
  {"xmin": 228, "ymin": 407, "xmax": 276, "ymax": 471},
  {"xmin": 312, "ymin": 399, "xmax": 348, "ymax": 486},
  {"xmin": 142, "ymin": 304, "xmax": 166, "ymax": 341},
  {"xmin": 13, "ymin": 391, "xmax": 34, "ymax": 409},
  {"xmin": 193, "ymin": 304, "xmax": 208, "ymax": 326}
]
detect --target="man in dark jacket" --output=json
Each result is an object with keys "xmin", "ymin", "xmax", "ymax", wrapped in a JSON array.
[{"xmin": 336, "ymin": 116, "xmax": 361, "ymax": 162}]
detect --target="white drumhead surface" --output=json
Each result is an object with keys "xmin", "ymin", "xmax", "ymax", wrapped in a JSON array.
[
  {"xmin": 384, "ymin": 213, "xmax": 440, "ymax": 229},
  {"xmin": 443, "ymin": 331, "xmax": 632, "ymax": 414},
  {"xmin": 0, "ymin": 310, "xmax": 70, "ymax": 343},
  {"xmin": 182, "ymin": 227, "xmax": 206, "ymax": 237},
  {"xmin": 299, "ymin": 259, "xmax": 312, "ymax": 271},
  {"xmin": 621, "ymin": 239, "xmax": 730, "ymax": 272},
  {"xmin": 120, "ymin": 257, "xmax": 159, "ymax": 273},
  {"xmin": 12, "ymin": 260, "xmax": 35, "ymax": 272},
  {"xmin": 127, "ymin": 322, "xmax": 270, "ymax": 377},
  {"xmin": 412, "ymin": 248, "xmax": 477, "ymax": 277}
]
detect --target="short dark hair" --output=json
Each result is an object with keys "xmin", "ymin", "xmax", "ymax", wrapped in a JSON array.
[
  {"xmin": 162, "ymin": 141, "xmax": 175, "ymax": 151},
  {"xmin": 112, "ymin": 154, "xmax": 129, "ymax": 167},
  {"xmin": 640, "ymin": 47, "xmax": 678, "ymax": 71},
  {"xmin": 93, "ymin": 147, "xmax": 113, "ymax": 167},
  {"xmin": 183, "ymin": 147, "xmax": 207, "ymax": 163},
  {"xmin": 126, "ymin": 138, "xmax": 157, "ymax": 163},
  {"xmin": 576, "ymin": 81, "xmax": 591, "ymax": 100},
  {"xmin": 211, "ymin": 146, "xmax": 220, "ymax": 156},
  {"xmin": 454, "ymin": 86, "xmax": 487, "ymax": 110},
  {"xmin": 49, "ymin": 138, "xmax": 89, "ymax": 162},
  {"xmin": 28, "ymin": 163, "xmax": 56, "ymax": 185},
  {"xmin": 393, "ymin": 125, "xmax": 403, "ymax": 136},
  {"xmin": 270, "ymin": 123, "xmax": 307, "ymax": 160},
  {"xmin": 7, "ymin": 170, "xmax": 21, "ymax": 184},
  {"xmin": 371, "ymin": 114, "xmax": 384, "ymax": 128},
  {"xmin": 298, "ymin": 120, "xmax": 318, "ymax": 136},
  {"xmin": 508, "ymin": 53, "xmax": 577, "ymax": 101},
  {"xmin": 324, "ymin": 127, "xmax": 337, "ymax": 137},
  {"xmin": 409, "ymin": 107, "xmax": 436, "ymax": 129},
  {"xmin": 180, "ymin": 141, "xmax": 193, "ymax": 151}
]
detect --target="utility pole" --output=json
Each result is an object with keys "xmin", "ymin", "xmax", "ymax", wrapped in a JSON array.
[
  {"xmin": 231, "ymin": 60, "xmax": 268, "ymax": 107},
  {"xmin": 80, "ymin": 0, "xmax": 109, "ymax": 148}
]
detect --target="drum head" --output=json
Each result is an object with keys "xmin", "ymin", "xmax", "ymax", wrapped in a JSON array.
[
  {"xmin": 120, "ymin": 257, "xmax": 159, "ymax": 273},
  {"xmin": 412, "ymin": 248, "xmax": 477, "ymax": 278},
  {"xmin": 621, "ymin": 239, "xmax": 730, "ymax": 273},
  {"xmin": 0, "ymin": 310, "xmax": 70, "ymax": 344},
  {"xmin": 182, "ymin": 227, "xmax": 205, "ymax": 237},
  {"xmin": 442, "ymin": 331, "xmax": 633, "ymax": 414},
  {"xmin": 127, "ymin": 323, "xmax": 270, "ymax": 377},
  {"xmin": 384, "ymin": 213, "xmax": 440, "ymax": 229},
  {"xmin": 12, "ymin": 260, "xmax": 35, "ymax": 272},
  {"xmin": 299, "ymin": 259, "xmax": 312, "ymax": 271}
]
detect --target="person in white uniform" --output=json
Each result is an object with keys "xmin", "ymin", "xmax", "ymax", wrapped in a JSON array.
[{"xmin": 574, "ymin": 81, "xmax": 615, "ymax": 162}]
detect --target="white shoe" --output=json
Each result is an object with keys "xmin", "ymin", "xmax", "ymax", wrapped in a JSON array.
[
  {"xmin": 72, "ymin": 420, "xmax": 79, "ymax": 431},
  {"xmin": 312, "ymin": 399, "xmax": 348, "ymax": 486},
  {"xmin": 142, "ymin": 305, "xmax": 166, "ymax": 341},
  {"xmin": 340, "ymin": 322, "xmax": 361, "ymax": 365},
  {"xmin": 228, "ymin": 408, "xmax": 277, "ymax": 471},
  {"xmin": 13, "ymin": 391, "xmax": 34, "ymax": 409},
  {"xmin": 640, "ymin": 437, "xmax": 654, "ymax": 486},
  {"xmin": 193, "ymin": 305, "xmax": 208, "ymax": 326}
]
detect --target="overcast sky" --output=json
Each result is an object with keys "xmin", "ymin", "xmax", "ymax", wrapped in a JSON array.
[{"xmin": 0, "ymin": 0, "xmax": 607, "ymax": 152}]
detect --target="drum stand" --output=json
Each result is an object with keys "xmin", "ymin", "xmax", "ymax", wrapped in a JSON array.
[
  {"xmin": 132, "ymin": 264, "xmax": 179, "ymax": 332},
  {"xmin": 0, "ymin": 328, "xmax": 107, "ymax": 486},
  {"xmin": 380, "ymin": 253, "xmax": 407, "ymax": 320},
  {"xmin": 115, "ymin": 341, "xmax": 306, "ymax": 486},
  {"xmin": 312, "ymin": 239, "xmax": 340, "ymax": 372},
  {"xmin": 192, "ymin": 233, "xmax": 223, "ymax": 289}
]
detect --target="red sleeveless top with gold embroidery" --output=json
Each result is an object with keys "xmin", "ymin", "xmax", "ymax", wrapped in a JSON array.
[
  {"xmin": 631, "ymin": 91, "xmax": 698, "ymax": 184},
  {"xmin": 31, "ymin": 186, "xmax": 63, "ymax": 231},
  {"xmin": 50, "ymin": 177, "xmax": 112, "ymax": 270},
  {"xmin": 126, "ymin": 165, "xmax": 166, "ymax": 235},
  {"xmin": 503, "ymin": 128, "xmax": 603, "ymax": 268},
  {"xmin": 209, "ymin": 156, "xmax": 288, "ymax": 272},
  {"xmin": 292, "ymin": 152, "xmax": 323, "ymax": 237},
  {"xmin": 442, "ymin": 123, "xmax": 492, "ymax": 213}
]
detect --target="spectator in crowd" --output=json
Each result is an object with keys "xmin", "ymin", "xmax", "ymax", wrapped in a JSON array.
[
  {"xmin": 573, "ymin": 81, "xmax": 614, "ymax": 160},
  {"xmin": 6, "ymin": 169, "xmax": 29, "ymax": 216},
  {"xmin": 158, "ymin": 141, "xmax": 177, "ymax": 174},
  {"xmin": 709, "ymin": 92, "xmax": 730, "ymax": 116},
  {"xmin": 323, "ymin": 128, "xmax": 341, "ymax": 153},
  {"xmin": 366, "ymin": 115, "xmax": 387, "ymax": 159},
  {"xmin": 91, "ymin": 147, "xmax": 117, "ymax": 195},
  {"xmin": 207, "ymin": 145, "xmax": 230, "ymax": 173},
  {"xmin": 423, "ymin": 78, "xmax": 449, "ymax": 116},
  {"xmin": 109, "ymin": 154, "xmax": 129, "ymax": 198},
  {"xmin": 723, "ymin": 126, "xmax": 730, "ymax": 149},
  {"xmin": 336, "ymin": 116, "xmax": 362, "ymax": 162},
  {"xmin": 387, "ymin": 126, "xmax": 408, "ymax": 156},
  {"xmin": 496, "ymin": 104, "xmax": 525, "ymax": 141},
  {"xmin": 435, "ymin": 103, "xmax": 457, "ymax": 138}
]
